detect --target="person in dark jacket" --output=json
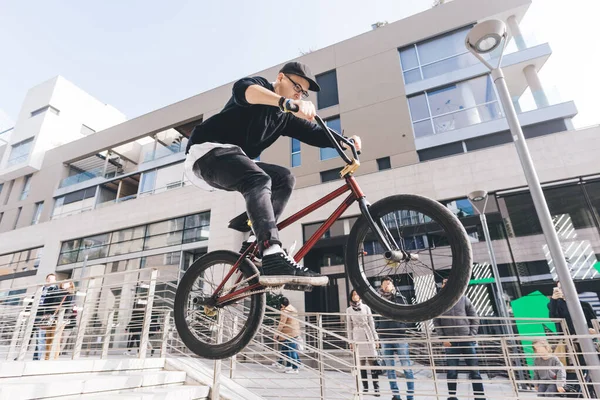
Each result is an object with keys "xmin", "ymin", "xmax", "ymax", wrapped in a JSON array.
[
  {"xmin": 376, "ymin": 276, "xmax": 414, "ymax": 400},
  {"xmin": 433, "ymin": 279, "xmax": 485, "ymax": 400},
  {"xmin": 124, "ymin": 304, "xmax": 145, "ymax": 356},
  {"xmin": 33, "ymin": 273, "xmax": 60, "ymax": 361},
  {"xmin": 548, "ymin": 281, "xmax": 597, "ymax": 335}
]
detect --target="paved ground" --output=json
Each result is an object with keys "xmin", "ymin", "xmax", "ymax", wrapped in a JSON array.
[{"xmin": 221, "ymin": 362, "xmax": 547, "ymax": 400}]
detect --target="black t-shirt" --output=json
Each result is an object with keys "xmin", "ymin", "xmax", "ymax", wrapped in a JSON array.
[{"xmin": 186, "ymin": 77, "xmax": 335, "ymax": 159}]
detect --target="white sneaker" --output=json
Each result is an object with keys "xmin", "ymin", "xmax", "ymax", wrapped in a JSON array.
[
  {"xmin": 285, "ymin": 368, "xmax": 299, "ymax": 374},
  {"xmin": 271, "ymin": 362, "xmax": 283, "ymax": 369},
  {"xmin": 123, "ymin": 350, "xmax": 134, "ymax": 356}
]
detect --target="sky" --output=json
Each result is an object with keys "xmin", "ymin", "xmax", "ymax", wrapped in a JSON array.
[{"xmin": 0, "ymin": 0, "xmax": 598, "ymax": 129}]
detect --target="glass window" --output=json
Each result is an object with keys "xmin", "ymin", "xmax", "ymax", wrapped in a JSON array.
[
  {"xmin": 20, "ymin": 175, "xmax": 32, "ymax": 201},
  {"xmin": 502, "ymin": 185, "xmax": 596, "ymax": 238},
  {"xmin": 111, "ymin": 226, "xmax": 146, "ymax": 243},
  {"xmin": 320, "ymin": 117, "xmax": 341, "ymax": 161},
  {"xmin": 320, "ymin": 168, "xmax": 339, "ymax": 183},
  {"xmin": 428, "ymin": 76, "xmax": 497, "ymax": 115},
  {"xmin": 444, "ymin": 198, "xmax": 475, "ymax": 219},
  {"xmin": 416, "ymin": 27, "xmax": 470, "ymax": 65},
  {"xmin": 408, "ymin": 95, "xmax": 430, "ymax": 121},
  {"xmin": 316, "ymin": 70, "xmax": 339, "ymax": 109},
  {"xmin": 0, "ymin": 247, "xmax": 43, "ymax": 277},
  {"xmin": 108, "ymin": 238, "xmax": 144, "ymax": 256},
  {"xmin": 403, "ymin": 69, "xmax": 422, "ymax": 84},
  {"xmin": 412, "ymin": 120, "xmax": 435, "ymax": 138},
  {"xmin": 144, "ymin": 231, "xmax": 184, "ymax": 250},
  {"xmin": 3, "ymin": 180, "xmax": 14, "ymax": 205},
  {"xmin": 8, "ymin": 138, "xmax": 34, "ymax": 166},
  {"xmin": 12, "ymin": 207, "xmax": 22, "ymax": 229},
  {"xmin": 183, "ymin": 227, "xmax": 210, "ymax": 243},
  {"xmin": 140, "ymin": 170, "xmax": 157, "ymax": 194},
  {"xmin": 410, "ymin": 75, "xmax": 501, "ymax": 137},
  {"xmin": 63, "ymin": 187, "xmax": 96, "ymax": 205},
  {"xmin": 584, "ymin": 181, "xmax": 600, "ymax": 223},
  {"xmin": 421, "ymin": 52, "xmax": 479, "ymax": 80},
  {"xmin": 399, "ymin": 46, "xmax": 419, "ymax": 71},
  {"xmin": 82, "ymin": 233, "xmax": 111, "ymax": 248},
  {"xmin": 146, "ymin": 217, "xmax": 184, "ymax": 236},
  {"xmin": 398, "ymin": 26, "xmax": 493, "ymax": 83},
  {"xmin": 291, "ymin": 138, "xmax": 301, "ymax": 167},
  {"xmin": 31, "ymin": 202, "xmax": 44, "ymax": 225},
  {"xmin": 377, "ymin": 157, "xmax": 391, "ymax": 171},
  {"xmin": 77, "ymin": 245, "xmax": 108, "ymax": 261},
  {"xmin": 184, "ymin": 212, "xmax": 210, "ymax": 229}
]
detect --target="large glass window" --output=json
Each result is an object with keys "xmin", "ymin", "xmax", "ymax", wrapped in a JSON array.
[
  {"xmin": 316, "ymin": 70, "xmax": 339, "ymax": 109},
  {"xmin": 399, "ymin": 26, "xmax": 488, "ymax": 84},
  {"xmin": 57, "ymin": 211, "xmax": 210, "ymax": 265},
  {"xmin": 8, "ymin": 137, "xmax": 34, "ymax": 166},
  {"xmin": 0, "ymin": 247, "xmax": 43, "ymax": 278},
  {"xmin": 320, "ymin": 117, "xmax": 341, "ymax": 161},
  {"xmin": 500, "ymin": 184, "xmax": 600, "ymax": 283},
  {"xmin": 408, "ymin": 75, "xmax": 502, "ymax": 138}
]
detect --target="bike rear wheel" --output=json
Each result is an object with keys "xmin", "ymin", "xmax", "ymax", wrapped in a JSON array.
[
  {"xmin": 174, "ymin": 250, "xmax": 265, "ymax": 359},
  {"xmin": 345, "ymin": 194, "xmax": 472, "ymax": 322}
]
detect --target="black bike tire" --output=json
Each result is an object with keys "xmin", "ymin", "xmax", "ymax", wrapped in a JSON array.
[
  {"xmin": 174, "ymin": 250, "xmax": 265, "ymax": 359},
  {"xmin": 345, "ymin": 194, "xmax": 472, "ymax": 322}
]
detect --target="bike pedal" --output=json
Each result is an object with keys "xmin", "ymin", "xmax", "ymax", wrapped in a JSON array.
[{"xmin": 283, "ymin": 283, "xmax": 313, "ymax": 292}]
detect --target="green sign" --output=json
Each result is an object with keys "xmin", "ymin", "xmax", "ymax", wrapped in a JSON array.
[{"xmin": 510, "ymin": 291, "xmax": 556, "ymax": 376}]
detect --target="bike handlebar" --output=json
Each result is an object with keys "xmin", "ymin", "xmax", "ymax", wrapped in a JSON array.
[{"xmin": 286, "ymin": 102, "xmax": 360, "ymax": 165}]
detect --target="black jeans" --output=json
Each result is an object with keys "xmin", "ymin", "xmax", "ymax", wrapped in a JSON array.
[
  {"xmin": 127, "ymin": 333, "xmax": 141, "ymax": 349},
  {"xmin": 445, "ymin": 341, "xmax": 485, "ymax": 400},
  {"xmin": 196, "ymin": 146, "xmax": 295, "ymax": 250}
]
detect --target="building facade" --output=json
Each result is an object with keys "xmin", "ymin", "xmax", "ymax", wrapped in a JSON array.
[{"xmin": 1, "ymin": 0, "xmax": 599, "ymax": 317}]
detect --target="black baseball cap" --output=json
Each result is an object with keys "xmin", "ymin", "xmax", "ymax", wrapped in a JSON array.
[{"xmin": 279, "ymin": 62, "xmax": 321, "ymax": 92}]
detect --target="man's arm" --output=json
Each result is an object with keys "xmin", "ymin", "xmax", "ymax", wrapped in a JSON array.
[
  {"xmin": 276, "ymin": 311, "xmax": 288, "ymax": 339},
  {"xmin": 433, "ymin": 317, "xmax": 445, "ymax": 337},
  {"xmin": 233, "ymin": 77, "xmax": 316, "ymax": 121}
]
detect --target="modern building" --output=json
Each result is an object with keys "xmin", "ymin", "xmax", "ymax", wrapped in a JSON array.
[{"xmin": 1, "ymin": 0, "xmax": 599, "ymax": 319}]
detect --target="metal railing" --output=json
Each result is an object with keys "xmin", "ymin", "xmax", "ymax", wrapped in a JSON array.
[{"xmin": 1, "ymin": 268, "xmax": 599, "ymax": 399}]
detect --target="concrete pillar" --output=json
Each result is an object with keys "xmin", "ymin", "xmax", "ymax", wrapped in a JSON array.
[
  {"xmin": 523, "ymin": 65, "xmax": 549, "ymax": 108},
  {"xmin": 507, "ymin": 16, "xmax": 526, "ymax": 51}
]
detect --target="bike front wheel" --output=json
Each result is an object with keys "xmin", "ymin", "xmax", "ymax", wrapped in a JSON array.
[
  {"xmin": 174, "ymin": 250, "xmax": 265, "ymax": 359},
  {"xmin": 345, "ymin": 194, "xmax": 472, "ymax": 322}
]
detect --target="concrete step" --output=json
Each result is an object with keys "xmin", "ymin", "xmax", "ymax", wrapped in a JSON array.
[
  {"xmin": 0, "ymin": 370, "xmax": 187, "ymax": 400},
  {"xmin": 0, "ymin": 357, "xmax": 166, "ymax": 378},
  {"xmin": 62, "ymin": 384, "xmax": 210, "ymax": 400}
]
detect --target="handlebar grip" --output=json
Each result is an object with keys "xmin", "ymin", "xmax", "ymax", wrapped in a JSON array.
[
  {"xmin": 285, "ymin": 100, "xmax": 299, "ymax": 113},
  {"xmin": 349, "ymin": 138, "xmax": 361, "ymax": 155}
]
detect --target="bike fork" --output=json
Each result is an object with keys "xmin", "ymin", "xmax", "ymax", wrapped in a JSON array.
[{"xmin": 357, "ymin": 198, "xmax": 413, "ymax": 263}]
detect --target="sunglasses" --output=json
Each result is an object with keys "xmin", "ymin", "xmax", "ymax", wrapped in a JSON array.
[{"xmin": 284, "ymin": 74, "xmax": 309, "ymax": 99}]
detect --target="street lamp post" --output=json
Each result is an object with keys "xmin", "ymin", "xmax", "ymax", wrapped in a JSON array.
[
  {"xmin": 467, "ymin": 190, "xmax": 510, "ymax": 322},
  {"xmin": 466, "ymin": 20, "xmax": 600, "ymax": 392}
]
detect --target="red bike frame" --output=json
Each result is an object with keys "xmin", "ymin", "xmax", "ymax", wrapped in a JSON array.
[{"xmin": 213, "ymin": 175, "xmax": 365, "ymax": 305}]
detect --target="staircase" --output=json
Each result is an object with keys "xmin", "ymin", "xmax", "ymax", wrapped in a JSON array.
[{"xmin": 0, "ymin": 358, "xmax": 209, "ymax": 399}]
